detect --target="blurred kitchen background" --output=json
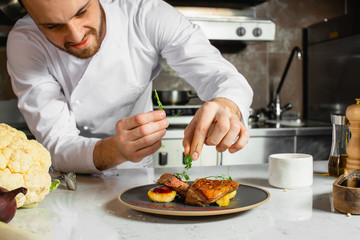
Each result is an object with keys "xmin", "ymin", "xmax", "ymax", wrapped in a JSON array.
[
  {"xmin": 154, "ymin": 0, "xmax": 359, "ymax": 118},
  {"xmin": 1, "ymin": 0, "xmax": 359, "ymax": 167}
]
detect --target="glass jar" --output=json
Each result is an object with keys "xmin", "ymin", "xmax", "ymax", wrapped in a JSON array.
[{"xmin": 328, "ymin": 114, "xmax": 349, "ymax": 177}]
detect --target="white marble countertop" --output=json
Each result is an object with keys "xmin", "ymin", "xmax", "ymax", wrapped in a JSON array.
[{"xmin": 9, "ymin": 161, "xmax": 360, "ymax": 239}]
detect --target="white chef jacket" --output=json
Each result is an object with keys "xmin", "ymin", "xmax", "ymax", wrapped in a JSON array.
[{"xmin": 7, "ymin": 0, "xmax": 253, "ymax": 174}]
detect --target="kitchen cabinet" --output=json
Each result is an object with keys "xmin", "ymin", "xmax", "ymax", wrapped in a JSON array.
[
  {"xmin": 222, "ymin": 126, "xmax": 332, "ymax": 165},
  {"xmin": 153, "ymin": 130, "xmax": 220, "ymax": 168},
  {"xmin": 154, "ymin": 125, "xmax": 332, "ymax": 167},
  {"xmin": 222, "ymin": 135, "xmax": 295, "ymax": 165}
]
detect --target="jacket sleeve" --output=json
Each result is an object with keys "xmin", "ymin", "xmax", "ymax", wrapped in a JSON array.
[{"xmin": 6, "ymin": 26, "xmax": 101, "ymax": 174}]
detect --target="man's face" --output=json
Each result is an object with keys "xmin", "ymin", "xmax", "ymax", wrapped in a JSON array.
[{"xmin": 22, "ymin": 0, "xmax": 105, "ymax": 59}]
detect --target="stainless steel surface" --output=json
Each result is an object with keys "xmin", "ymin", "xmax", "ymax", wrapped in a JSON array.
[
  {"xmin": 249, "ymin": 118, "xmax": 330, "ymax": 130},
  {"xmin": 158, "ymin": 118, "xmax": 332, "ymax": 167},
  {"xmin": 154, "ymin": 104, "xmax": 200, "ymax": 126},
  {"xmin": 165, "ymin": 0, "xmax": 268, "ymax": 9},
  {"xmin": 248, "ymin": 124, "xmax": 331, "ymax": 136},
  {"xmin": 264, "ymin": 119, "xmax": 305, "ymax": 127},
  {"xmin": 153, "ymin": 90, "xmax": 198, "ymax": 106},
  {"xmin": 222, "ymin": 124, "xmax": 332, "ymax": 165},
  {"xmin": 176, "ymin": 7, "xmax": 276, "ymax": 41},
  {"xmin": 187, "ymin": 16, "xmax": 276, "ymax": 41}
]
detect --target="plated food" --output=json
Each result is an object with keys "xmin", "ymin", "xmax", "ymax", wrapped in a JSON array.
[
  {"xmin": 118, "ymin": 139, "xmax": 268, "ymax": 215},
  {"xmin": 150, "ymin": 173, "xmax": 240, "ymax": 207}
]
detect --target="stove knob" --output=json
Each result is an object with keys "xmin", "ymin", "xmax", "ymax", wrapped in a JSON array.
[
  {"xmin": 159, "ymin": 152, "xmax": 168, "ymax": 166},
  {"xmin": 236, "ymin": 27, "xmax": 246, "ymax": 37},
  {"xmin": 253, "ymin": 27, "xmax": 262, "ymax": 37}
]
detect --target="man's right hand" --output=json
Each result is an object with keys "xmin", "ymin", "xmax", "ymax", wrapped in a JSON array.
[{"xmin": 93, "ymin": 110, "xmax": 169, "ymax": 171}]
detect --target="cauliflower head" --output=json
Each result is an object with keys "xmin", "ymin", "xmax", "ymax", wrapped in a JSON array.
[{"xmin": 0, "ymin": 123, "xmax": 52, "ymax": 208}]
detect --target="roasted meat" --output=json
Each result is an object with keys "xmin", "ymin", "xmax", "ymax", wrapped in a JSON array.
[
  {"xmin": 185, "ymin": 178, "xmax": 240, "ymax": 206},
  {"xmin": 157, "ymin": 173, "xmax": 190, "ymax": 197}
]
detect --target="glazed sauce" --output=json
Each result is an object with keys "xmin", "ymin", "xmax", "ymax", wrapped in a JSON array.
[
  {"xmin": 152, "ymin": 186, "xmax": 172, "ymax": 194},
  {"xmin": 328, "ymin": 154, "xmax": 348, "ymax": 177}
]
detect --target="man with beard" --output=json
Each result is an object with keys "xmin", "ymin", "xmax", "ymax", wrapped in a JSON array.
[{"xmin": 7, "ymin": 0, "xmax": 253, "ymax": 174}]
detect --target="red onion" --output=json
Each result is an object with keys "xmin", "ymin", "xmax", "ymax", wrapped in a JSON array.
[{"xmin": 0, "ymin": 186, "xmax": 27, "ymax": 223}]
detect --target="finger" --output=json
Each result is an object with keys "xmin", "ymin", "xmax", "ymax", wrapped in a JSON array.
[
  {"xmin": 188, "ymin": 115, "xmax": 216, "ymax": 160},
  {"xmin": 229, "ymin": 123, "xmax": 250, "ymax": 153},
  {"xmin": 204, "ymin": 116, "xmax": 230, "ymax": 146},
  {"xmin": 126, "ymin": 128, "xmax": 167, "ymax": 159},
  {"xmin": 182, "ymin": 120, "xmax": 195, "ymax": 156},
  {"xmin": 130, "ymin": 140, "xmax": 163, "ymax": 163},
  {"xmin": 183, "ymin": 121, "xmax": 203, "ymax": 160},
  {"xmin": 128, "ymin": 118, "xmax": 169, "ymax": 141},
  {"xmin": 122, "ymin": 110, "xmax": 166, "ymax": 130},
  {"xmin": 133, "ymin": 128, "xmax": 167, "ymax": 149},
  {"xmin": 184, "ymin": 102, "xmax": 222, "ymax": 159},
  {"xmin": 215, "ymin": 117, "xmax": 241, "ymax": 152}
]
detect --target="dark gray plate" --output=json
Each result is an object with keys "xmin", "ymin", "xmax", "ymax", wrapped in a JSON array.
[{"xmin": 118, "ymin": 183, "xmax": 270, "ymax": 216}]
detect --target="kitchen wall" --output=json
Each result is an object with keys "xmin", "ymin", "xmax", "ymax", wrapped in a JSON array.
[
  {"xmin": 0, "ymin": 47, "xmax": 15, "ymax": 100},
  {"xmin": 0, "ymin": 0, "xmax": 347, "ymax": 117}
]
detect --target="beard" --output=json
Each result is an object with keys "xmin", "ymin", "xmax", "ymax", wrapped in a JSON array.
[
  {"xmin": 64, "ymin": 28, "xmax": 101, "ymax": 59},
  {"xmin": 47, "ymin": 25, "xmax": 102, "ymax": 59},
  {"xmin": 63, "ymin": 27, "xmax": 101, "ymax": 59}
]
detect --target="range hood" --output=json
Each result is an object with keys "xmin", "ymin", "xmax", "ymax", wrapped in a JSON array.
[
  {"xmin": 175, "ymin": 7, "xmax": 276, "ymax": 41},
  {"xmin": 165, "ymin": 0, "xmax": 268, "ymax": 9}
]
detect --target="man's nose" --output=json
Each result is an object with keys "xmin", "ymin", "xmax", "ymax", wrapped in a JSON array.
[{"xmin": 66, "ymin": 21, "xmax": 84, "ymax": 43}]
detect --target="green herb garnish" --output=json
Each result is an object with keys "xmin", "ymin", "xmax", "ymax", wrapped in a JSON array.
[
  {"xmin": 154, "ymin": 89, "xmax": 164, "ymax": 110},
  {"xmin": 50, "ymin": 179, "xmax": 60, "ymax": 192},
  {"xmin": 153, "ymin": 89, "xmax": 182, "ymax": 116},
  {"xmin": 204, "ymin": 174, "xmax": 233, "ymax": 181},
  {"xmin": 174, "ymin": 144, "xmax": 198, "ymax": 181},
  {"xmin": 203, "ymin": 167, "xmax": 233, "ymax": 181},
  {"xmin": 169, "ymin": 111, "xmax": 183, "ymax": 118}
]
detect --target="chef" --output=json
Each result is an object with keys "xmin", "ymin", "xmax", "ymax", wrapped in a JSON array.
[{"xmin": 7, "ymin": 0, "xmax": 253, "ymax": 174}]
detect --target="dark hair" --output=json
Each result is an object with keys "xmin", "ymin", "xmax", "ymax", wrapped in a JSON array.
[{"xmin": 18, "ymin": 0, "xmax": 24, "ymax": 9}]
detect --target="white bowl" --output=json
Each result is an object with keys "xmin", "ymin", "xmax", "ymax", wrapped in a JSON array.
[{"xmin": 268, "ymin": 153, "xmax": 313, "ymax": 189}]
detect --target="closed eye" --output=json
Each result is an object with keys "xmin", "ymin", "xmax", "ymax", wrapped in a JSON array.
[
  {"xmin": 76, "ymin": 9, "xmax": 87, "ymax": 17},
  {"xmin": 46, "ymin": 24, "xmax": 60, "ymax": 30}
]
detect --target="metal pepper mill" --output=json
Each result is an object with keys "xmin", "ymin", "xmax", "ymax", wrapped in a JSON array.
[{"xmin": 346, "ymin": 98, "xmax": 360, "ymax": 173}]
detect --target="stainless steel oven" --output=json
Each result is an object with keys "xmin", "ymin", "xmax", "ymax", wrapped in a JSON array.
[{"xmin": 304, "ymin": 13, "xmax": 360, "ymax": 122}]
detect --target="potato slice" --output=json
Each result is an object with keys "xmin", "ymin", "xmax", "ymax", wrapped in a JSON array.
[
  {"xmin": 147, "ymin": 188, "xmax": 176, "ymax": 202},
  {"xmin": 216, "ymin": 190, "xmax": 237, "ymax": 207}
]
